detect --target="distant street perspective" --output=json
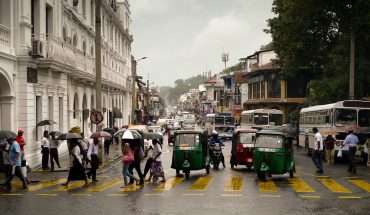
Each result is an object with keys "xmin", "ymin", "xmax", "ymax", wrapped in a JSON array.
[{"xmin": 0, "ymin": 0, "xmax": 369, "ymax": 215}]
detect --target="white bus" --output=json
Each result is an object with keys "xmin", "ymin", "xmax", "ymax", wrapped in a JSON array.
[
  {"xmin": 240, "ymin": 109, "xmax": 283, "ymax": 129},
  {"xmin": 299, "ymin": 100, "xmax": 370, "ymax": 158},
  {"xmin": 204, "ymin": 113, "xmax": 235, "ymax": 135}
]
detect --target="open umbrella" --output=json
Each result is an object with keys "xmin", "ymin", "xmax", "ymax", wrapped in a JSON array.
[
  {"xmin": 90, "ymin": 131, "xmax": 112, "ymax": 139},
  {"xmin": 57, "ymin": 132, "xmax": 83, "ymax": 140},
  {"xmin": 0, "ymin": 131, "xmax": 17, "ymax": 140},
  {"xmin": 121, "ymin": 130, "xmax": 141, "ymax": 140},
  {"xmin": 37, "ymin": 120, "xmax": 57, "ymax": 127},
  {"xmin": 49, "ymin": 131, "xmax": 62, "ymax": 137},
  {"xmin": 114, "ymin": 129, "xmax": 127, "ymax": 138},
  {"xmin": 142, "ymin": 132, "xmax": 162, "ymax": 140},
  {"xmin": 103, "ymin": 127, "xmax": 115, "ymax": 132},
  {"xmin": 344, "ymin": 124, "xmax": 362, "ymax": 133}
]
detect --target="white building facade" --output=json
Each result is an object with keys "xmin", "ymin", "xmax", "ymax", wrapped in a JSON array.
[{"xmin": 0, "ymin": 0, "xmax": 133, "ymax": 168}]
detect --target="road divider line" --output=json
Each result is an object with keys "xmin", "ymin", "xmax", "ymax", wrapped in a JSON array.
[
  {"xmin": 288, "ymin": 178, "xmax": 315, "ymax": 193},
  {"xmin": 35, "ymin": 194, "xmax": 58, "ymax": 196},
  {"xmin": 71, "ymin": 194, "xmax": 92, "ymax": 196},
  {"xmin": 1, "ymin": 194, "xmax": 22, "ymax": 196},
  {"xmin": 260, "ymin": 194, "xmax": 281, "ymax": 198},
  {"xmin": 86, "ymin": 179, "xmax": 124, "ymax": 192},
  {"xmin": 189, "ymin": 177, "xmax": 213, "ymax": 191},
  {"xmin": 153, "ymin": 177, "xmax": 185, "ymax": 191},
  {"xmin": 348, "ymin": 180, "xmax": 370, "ymax": 193},
  {"xmin": 108, "ymin": 194, "xmax": 128, "ymax": 197},
  {"xmin": 258, "ymin": 180, "xmax": 278, "ymax": 192},
  {"xmin": 300, "ymin": 195, "xmax": 320, "ymax": 199},
  {"xmin": 338, "ymin": 196, "xmax": 362, "ymax": 199},
  {"xmin": 317, "ymin": 178, "xmax": 352, "ymax": 193},
  {"xmin": 28, "ymin": 179, "xmax": 66, "ymax": 192},
  {"xmin": 224, "ymin": 177, "xmax": 243, "ymax": 191},
  {"xmin": 54, "ymin": 181, "xmax": 86, "ymax": 191}
]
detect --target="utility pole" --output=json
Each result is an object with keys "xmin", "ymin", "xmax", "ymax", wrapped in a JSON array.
[
  {"xmin": 131, "ymin": 56, "xmax": 137, "ymax": 124},
  {"xmin": 147, "ymin": 74, "xmax": 150, "ymax": 124},
  {"xmin": 349, "ymin": 31, "xmax": 355, "ymax": 100}
]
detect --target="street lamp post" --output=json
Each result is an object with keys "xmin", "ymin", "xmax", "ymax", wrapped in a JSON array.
[{"xmin": 131, "ymin": 56, "xmax": 147, "ymax": 124}]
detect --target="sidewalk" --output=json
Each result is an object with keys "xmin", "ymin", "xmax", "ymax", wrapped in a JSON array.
[{"xmin": 0, "ymin": 144, "xmax": 122, "ymax": 183}]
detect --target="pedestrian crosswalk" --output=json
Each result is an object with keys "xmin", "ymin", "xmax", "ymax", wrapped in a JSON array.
[{"xmin": 3, "ymin": 175, "xmax": 370, "ymax": 198}]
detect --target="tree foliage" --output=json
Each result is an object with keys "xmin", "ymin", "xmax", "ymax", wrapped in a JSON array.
[{"xmin": 266, "ymin": 0, "xmax": 370, "ymax": 105}]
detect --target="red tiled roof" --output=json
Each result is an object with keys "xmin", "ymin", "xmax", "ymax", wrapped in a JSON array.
[{"xmin": 234, "ymin": 71, "xmax": 248, "ymax": 83}]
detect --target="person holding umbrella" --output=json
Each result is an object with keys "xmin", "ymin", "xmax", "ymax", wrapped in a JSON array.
[
  {"xmin": 63, "ymin": 138, "xmax": 88, "ymax": 188},
  {"xmin": 41, "ymin": 130, "xmax": 50, "ymax": 170},
  {"xmin": 86, "ymin": 137, "xmax": 100, "ymax": 182},
  {"xmin": 49, "ymin": 132, "xmax": 61, "ymax": 170}
]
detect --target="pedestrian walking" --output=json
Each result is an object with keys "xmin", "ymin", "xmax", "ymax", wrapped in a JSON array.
[
  {"xmin": 121, "ymin": 142, "xmax": 139, "ymax": 187},
  {"xmin": 146, "ymin": 139, "xmax": 165, "ymax": 182},
  {"xmin": 128, "ymin": 141, "xmax": 144, "ymax": 185},
  {"xmin": 4, "ymin": 138, "xmax": 28, "ymax": 190},
  {"xmin": 63, "ymin": 139, "xmax": 88, "ymax": 188},
  {"xmin": 86, "ymin": 137, "xmax": 100, "ymax": 182},
  {"xmin": 324, "ymin": 135, "xmax": 336, "ymax": 165},
  {"xmin": 15, "ymin": 130, "xmax": 26, "ymax": 161},
  {"xmin": 104, "ymin": 138, "xmax": 112, "ymax": 156},
  {"xmin": 143, "ymin": 140, "xmax": 154, "ymax": 180},
  {"xmin": 342, "ymin": 130, "xmax": 359, "ymax": 174},
  {"xmin": 80, "ymin": 133, "xmax": 90, "ymax": 166},
  {"xmin": 41, "ymin": 130, "xmax": 50, "ymax": 170},
  {"xmin": 49, "ymin": 133, "xmax": 61, "ymax": 170},
  {"xmin": 365, "ymin": 133, "xmax": 370, "ymax": 167},
  {"xmin": 312, "ymin": 127, "xmax": 324, "ymax": 173}
]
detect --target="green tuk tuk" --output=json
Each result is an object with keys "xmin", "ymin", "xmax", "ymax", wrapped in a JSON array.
[
  {"xmin": 253, "ymin": 129, "xmax": 295, "ymax": 181},
  {"xmin": 171, "ymin": 130, "xmax": 210, "ymax": 179}
]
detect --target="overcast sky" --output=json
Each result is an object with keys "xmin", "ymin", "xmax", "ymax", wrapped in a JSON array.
[{"xmin": 130, "ymin": 0, "xmax": 274, "ymax": 86}]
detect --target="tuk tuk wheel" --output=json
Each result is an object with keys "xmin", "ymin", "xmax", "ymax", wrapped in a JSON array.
[
  {"xmin": 289, "ymin": 169, "xmax": 294, "ymax": 178},
  {"xmin": 257, "ymin": 171, "xmax": 267, "ymax": 181},
  {"xmin": 206, "ymin": 165, "xmax": 210, "ymax": 174},
  {"xmin": 176, "ymin": 169, "xmax": 181, "ymax": 177},
  {"xmin": 185, "ymin": 170, "xmax": 190, "ymax": 179}
]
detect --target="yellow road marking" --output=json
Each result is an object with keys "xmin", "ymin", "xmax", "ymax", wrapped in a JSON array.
[
  {"xmin": 154, "ymin": 177, "xmax": 185, "ymax": 191},
  {"xmin": 348, "ymin": 180, "xmax": 370, "ymax": 192},
  {"xmin": 301, "ymin": 195, "xmax": 320, "ymax": 199},
  {"xmin": 108, "ymin": 194, "xmax": 128, "ymax": 197},
  {"xmin": 338, "ymin": 196, "xmax": 362, "ymax": 199},
  {"xmin": 317, "ymin": 178, "xmax": 352, "ymax": 193},
  {"xmin": 120, "ymin": 185, "xmax": 140, "ymax": 192},
  {"xmin": 260, "ymin": 194, "xmax": 281, "ymax": 198},
  {"xmin": 71, "ymin": 194, "xmax": 92, "ymax": 196},
  {"xmin": 224, "ymin": 177, "xmax": 243, "ymax": 191},
  {"xmin": 258, "ymin": 180, "xmax": 278, "ymax": 192},
  {"xmin": 28, "ymin": 179, "xmax": 66, "ymax": 192},
  {"xmin": 35, "ymin": 194, "xmax": 58, "ymax": 196},
  {"xmin": 145, "ymin": 194, "xmax": 164, "ymax": 196},
  {"xmin": 86, "ymin": 179, "xmax": 124, "ymax": 192},
  {"xmin": 54, "ymin": 181, "xmax": 86, "ymax": 191},
  {"xmin": 189, "ymin": 177, "xmax": 213, "ymax": 191},
  {"xmin": 288, "ymin": 178, "xmax": 315, "ymax": 193},
  {"xmin": 1, "ymin": 194, "xmax": 22, "ymax": 196},
  {"xmin": 11, "ymin": 181, "xmax": 24, "ymax": 188},
  {"xmin": 221, "ymin": 194, "xmax": 243, "ymax": 197},
  {"xmin": 182, "ymin": 193, "xmax": 204, "ymax": 196},
  {"xmin": 342, "ymin": 177, "xmax": 358, "ymax": 179}
]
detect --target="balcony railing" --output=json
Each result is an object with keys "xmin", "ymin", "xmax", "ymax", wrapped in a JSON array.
[{"xmin": 0, "ymin": 24, "xmax": 10, "ymax": 47}]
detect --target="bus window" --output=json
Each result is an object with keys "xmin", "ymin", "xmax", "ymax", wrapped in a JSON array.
[
  {"xmin": 225, "ymin": 117, "xmax": 234, "ymax": 125},
  {"xmin": 254, "ymin": 114, "xmax": 268, "ymax": 125},
  {"xmin": 335, "ymin": 109, "xmax": 357, "ymax": 126},
  {"xmin": 358, "ymin": 110, "xmax": 370, "ymax": 127},
  {"xmin": 215, "ymin": 117, "xmax": 224, "ymax": 124},
  {"xmin": 270, "ymin": 114, "xmax": 283, "ymax": 126}
]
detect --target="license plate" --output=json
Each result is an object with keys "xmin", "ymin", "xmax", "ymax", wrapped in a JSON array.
[
  {"xmin": 258, "ymin": 148, "xmax": 276, "ymax": 152},
  {"xmin": 179, "ymin": 146, "xmax": 195, "ymax": 150}
]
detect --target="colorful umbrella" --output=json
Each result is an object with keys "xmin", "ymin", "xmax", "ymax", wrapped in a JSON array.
[
  {"xmin": 90, "ymin": 131, "xmax": 112, "ymax": 139},
  {"xmin": 121, "ymin": 130, "xmax": 141, "ymax": 140},
  {"xmin": 114, "ymin": 129, "xmax": 127, "ymax": 138}
]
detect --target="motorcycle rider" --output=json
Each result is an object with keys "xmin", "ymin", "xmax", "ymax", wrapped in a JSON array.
[{"xmin": 208, "ymin": 130, "xmax": 226, "ymax": 168}]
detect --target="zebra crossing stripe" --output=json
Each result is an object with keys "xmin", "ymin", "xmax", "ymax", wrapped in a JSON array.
[
  {"xmin": 224, "ymin": 177, "xmax": 243, "ymax": 191},
  {"xmin": 28, "ymin": 179, "xmax": 66, "ymax": 192},
  {"xmin": 54, "ymin": 181, "xmax": 86, "ymax": 191},
  {"xmin": 348, "ymin": 180, "xmax": 370, "ymax": 193},
  {"xmin": 258, "ymin": 180, "xmax": 278, "ymax": 192},
  {"xmin": 317, "ymin": 178, "xmax": 352, "ymax": 193},
  {"xmin": 120, "ymin": 185, "xmax": 140, "ymax": 192},
  {"xmin": 86, "ymin": 179, "xmax": 124, "ymax": 192},
  {"xmin": 189, "ymin": 177, "xmax": 213, "ymax": 191},
  {"xmin": 153, "ymin": 177, "xmax": 185, "ymax": 191},
  {"xmin": 288, "ymin": 178, "xmax": 315, "ymax": 193}
]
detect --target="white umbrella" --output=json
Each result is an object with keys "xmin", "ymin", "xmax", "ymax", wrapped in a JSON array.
[{"xmin": 121, "ymin": 130, "xmax": 141, "ymax": 140}]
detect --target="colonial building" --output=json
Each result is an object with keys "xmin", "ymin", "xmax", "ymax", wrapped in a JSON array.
[{"xmin": 0, "ymin": 0, "xmax": 133, "ymax": 167}]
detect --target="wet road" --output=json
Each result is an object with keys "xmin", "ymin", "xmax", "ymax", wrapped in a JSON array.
[{"xmin": 1, "ymin": 137, "xmax": 369, "ymax": 215}]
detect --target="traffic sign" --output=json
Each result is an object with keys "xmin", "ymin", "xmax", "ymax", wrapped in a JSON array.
[{"xmin": 90, "ymin": 111, "xmax": 104, "ymax": 124}]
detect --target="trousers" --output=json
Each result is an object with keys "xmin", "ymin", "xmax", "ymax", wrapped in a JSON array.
[
  {"xmin": 312, "ymin": 150, "xmax": 323, "ymax": 171},
  {"xmin": 42, "ymin": 147, "xmax": 50, "ymax": 169},
  {"xmin": 129, "ymin": 160, "xmax": 143, "ymax": 183}
]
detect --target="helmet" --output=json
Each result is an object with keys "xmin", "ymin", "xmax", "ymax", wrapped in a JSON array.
[
  {"xmin": 18, "ymin": 129, "xmax": 24, "ymax": 135},
  {"xmin": 211, "ymin": 130, "xmax": 218, "ymax": 138}
]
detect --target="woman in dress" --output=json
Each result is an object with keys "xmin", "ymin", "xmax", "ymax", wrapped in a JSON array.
[
  {"xmin": 63, "ymin": 139, "xmax": 88, "ymax": 187},
  {"xmin": 121, "ymin": 142, "xmax": 139, "ymax": 187},
  {"xmin": 147, "ymin": 139, "xmax": 166, "ymax": 182}
]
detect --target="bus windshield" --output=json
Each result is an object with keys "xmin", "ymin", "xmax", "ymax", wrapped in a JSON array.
[
  {"xmin": 225, "ymin": 117, "xmax": 234, "ymax": 125},
  {"xmin": 335, "ymin": 109, "xmax": 357, "ymax": 126},
  {"xmin": 215, "ymin": 117, "xmax": 224, "ymax": 124},
  {"xmin": 358, "ymin": 110, "xmax": 370, "ymax": 127},
  {"xmin": 175, "ymin": 134, "xmax": 199, "ymax": 147},
  {"xmin": 270, "ymin": 114, "xmax": 283, "ymax": 126},
  {"xmin": 238, "ymin": 133, "xmax": 255, "ymax": 143},
  {"xmin": 254, "ymin": 114, "xmax": 268, "ymax": 125},
  {"xmin": 255, "ymin": 135, "xmax": 283, "ymax": 148}
]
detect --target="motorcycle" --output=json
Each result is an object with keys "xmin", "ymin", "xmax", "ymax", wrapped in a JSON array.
[{"xmin": 210, "ymin": 142, "xmax": 223, "ymax": 170}]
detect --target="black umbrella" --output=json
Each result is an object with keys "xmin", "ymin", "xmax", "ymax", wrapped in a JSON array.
[
  {"xmin": 57, "ymin": 133, "xmax": 82, "ymax": 140},
  {"xmin": 103, "ymin": 127, "xmax": 115, "ymax": 132},
  {"xmin": 0, "ymin": 131, "xmax": 17, "ymax": 140},
  {"xmin": 142, "ymin": 132, "xmax": 163, "ymax": 140},
  {"xmin": 37, "ymin": 120, "xmax": 57, "ymax": 127},
  {"xmin": 49, "ymin": 131, "xmax": 62, "ymax": 137}
]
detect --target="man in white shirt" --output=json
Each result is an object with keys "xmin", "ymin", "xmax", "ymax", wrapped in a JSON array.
[
  {"xmin": 86, "ymin": 137, "xmax": 100, "ymax": 181},
  {"xmin": 312, "ymin": 127, "xmax": 324, "ymax": 173}
]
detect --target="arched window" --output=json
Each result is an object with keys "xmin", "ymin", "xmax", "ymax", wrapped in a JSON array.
[
  {"xmin": 63, "ymin": 27, "xmax": 67, "ymax": 41},
  {"xmin": 73, "ymin": 93, "xmax": 79, "ymax": 119},
  {"xmin": 82, "ymin": 41, "xmax": 86, "ymax": 55},
  {"xmin": 72, "ymin": 34, "xmax": 78, "ymax": 47}
]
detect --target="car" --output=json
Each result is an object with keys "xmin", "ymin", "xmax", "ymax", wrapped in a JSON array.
[{"xmin": 216, "ymin": 126, "xmax": 235, "ymax": 140}]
